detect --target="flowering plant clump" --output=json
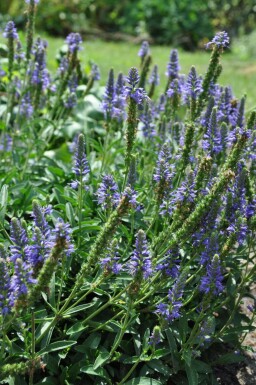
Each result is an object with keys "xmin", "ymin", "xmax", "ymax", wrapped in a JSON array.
[{"xmin": 0, "ymin": 6, "xmax": 255, "ymax": 384}]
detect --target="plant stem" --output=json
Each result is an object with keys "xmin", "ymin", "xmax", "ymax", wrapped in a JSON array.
[
  {"xmin": 117, "ymin": 358, "xmax": 141, "ymax": 385},
  {"xmin": 29, "ymin": 309, "xmax": 35, "ymax": 385}
]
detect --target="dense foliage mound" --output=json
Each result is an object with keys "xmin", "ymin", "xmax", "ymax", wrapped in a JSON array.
[{"xmin": 0, "ymin": 2, "xmax": 255, "ymax": 384}]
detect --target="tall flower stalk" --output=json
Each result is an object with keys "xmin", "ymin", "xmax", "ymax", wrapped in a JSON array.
[
  {"xmin": 72, "ymin": 133, "xmax": 90, "ymax": 247},
  {"xmin": 124, "ymin": 67, "xmax": 148, "ymax": 185}
]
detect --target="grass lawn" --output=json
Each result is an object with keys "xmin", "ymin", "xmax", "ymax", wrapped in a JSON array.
[{"xmin": 2, "ymin": 33, "xmax": 256, "ymax": 110}]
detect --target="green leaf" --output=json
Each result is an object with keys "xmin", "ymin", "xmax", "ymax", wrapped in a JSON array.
[
  {"xmin": 123, "ymin": 355, "xmax": 140, "ymax": 364},
  {"xmin": 165, "ymin": 328, "xmax": 179, "ymax": 372},
  {"xmin": 93, "ymin": 351, "xmax": 110, "ymax": 369},
  {"xmin": 66, "ymin": 322, "xmax": 88, "ymax": 335},
  {"xmin": 153, "ymin": 348, "xmax": 171, "ymax": 358},
  {"xmin": 64, "ymin": 302, "xmax": 96, "ymax": 316},
  {"xmin": 226, "ymin": 275, "xmax": 237, "ymax": 295},
  {"xmin": 53, "ymin": 187, "xmax": 66, "ymax": 204},
  {"xmin": 0, "ymin": 184, "xmax": 8, "ymax": 223},
  {"xmin": 49, "ymin": 274, "xmax": 56, "ymax": 308},
  {"xmin": 65, "ymin": 202, "xmax": 76, "ymax": 226},
  {"xmin": 147, "ymin": 359, "xmax": 171, "ymax": 376},
  {"xmin": 122, "ymin": 377, "xmax": 162, "ymax": 385},
  {"xmin": 47, "ymin": 166, "xmax": 65, "ymax": 178},
  {"xmin": 213, "ymin": 352, "xmax": 245, "ymax": 365},
  {"xmin": 183, "ymin": 350, "xmax": 192, "ymax": 366},
  {"xmin": 37, "ymin": 340, "xmax": 76, "ymax": 355},
  {"xmin": 75, "ymin": 334, "xmax": 101, "ymax": 353},
  {"xmin": 191, "ymin": 359, "xmax": 212, "ymax": 374},
  {"xmin": 142, "ymin": 328, "xmax": 150, "ymax": 351},
  {"xmin": 179, "ymin": 314, "xmax": 189, "ymax": 342},
  {"xmin": 72, "ymin": 222, "xmax": 101, "ymax": 233},
  {"xmin": 185, "ymin": 363, "xmax": 199, "ymax": 385},
  {"xmin": 80, "ymin": 364, "xmax": 110, "ymax": 380}
]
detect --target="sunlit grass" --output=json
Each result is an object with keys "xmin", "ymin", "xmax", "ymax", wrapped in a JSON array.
[
  {"xmin": 1, "ymin": 33, "xmax": 256, "ymax": 109},
  {"xmin": 44, "ymin": 36, "xmax": 256, "ymax": 111}
]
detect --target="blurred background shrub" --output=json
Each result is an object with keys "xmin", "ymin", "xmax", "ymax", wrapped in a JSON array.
[{"xmin": 1, "ymin": 0, "xmax": 256, "ymax": 50}]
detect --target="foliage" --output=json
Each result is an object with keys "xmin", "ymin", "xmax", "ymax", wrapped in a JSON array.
[
  {"xmin": 1, "ymin": 0, "xmax": 256, "ymax": 49},
  {"xmin": 0, "ymin": 3, "xmax": 256, "ymax": 385},
  {"xmin": 233, "ymin": 30, "xmax": 256, "ymax": 60}
]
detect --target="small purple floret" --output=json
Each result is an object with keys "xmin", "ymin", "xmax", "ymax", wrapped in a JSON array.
[
  {"xmin": 129, "ymin": 230, "xmax": 152, "ymax": 279},
  {"xmin": 66, "ymin": 32, "xmax": 83, "ymax": 53},
  {"xmin": 205, "ymin": 31, "xmax": 229, "ymax": 50},
  {"xmin": 96, "ymin": 175, "xmax": 120, "ymax": 210},
  {"xmin": 3, "ymin": 21, "xmax": 18, "ymax": 40}
]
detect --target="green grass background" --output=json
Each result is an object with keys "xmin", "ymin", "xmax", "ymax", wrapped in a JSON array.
[
  {"xmin": 44, "ymin": 35, "xmax": 256, "ymax": 112},
  {"xmin": 2, "ymin": 33, "xmax": 256, "ymax": 111}
]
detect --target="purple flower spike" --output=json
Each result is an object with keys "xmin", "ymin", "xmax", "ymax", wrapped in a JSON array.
[
  {"xmin": 10, "ymin": 218, "xmax": 28, "ymax": 263},
  {"xmin": 100, "ymin": 241, "xmax": 122, "ymax": 275},
  {"xmin": 167, "ymin": 79, "xmax": 182, "ymax": 99},
  {"xmin": 26, "ymin": 227, "xmax": 52, "ymax": 267},
  {"xmin": 72, "ymin": 133, "xmax": 90, "ymax": 178},
  {"xmin": 11, "ymin": 259, "xmax": 37, "ymax": 300},
  {"xmin": 3, "ymin": 21, "xmax": 18, "ymax": 40},
  {"xmin": 156, "ymin": 270, "xmax": 187, "ymax": 323},
  {"xmin": 66, "ymin": 32, "xmax": 83, "ymax": 53},
  {"xmin": 205, "ymin": 31, "xmax": 229, "ymax": 50},
  {"xmin": 166, "ymin": 49, "xmax": 180, "ymax": 79},
  {"xmin": 124, "ymin": 67, "xmax": 149, "ymax": 108},
  {"xmin": 149, "ymin": 65, "xmax": 160, "ymax": 86},
  {"xmin": 102, "ymin": 68, "xmax": 115, "ymax": 119},
  {"xmin": 200, "ymin": 254, "xmax": 224, "ymax": 296},
  {"xmin": 102, "ymin": 69, "xmax": 126, "ymax": 120},
  {"xmin": 122, "ymin": 187, "xmax": 139, "ymax": 210},
  {"xmin": 126, "ymin": 67, "xmax": 140, "ymax": 89},
  {"xmin": 32, "ymin": 200, "xmax": 51, "ymax": 236},
  {"xmin": 129, "ymin": 230, "xmax": 152, "ymax": 279},
  {"xmin": 20, "ymin": 93, "xmax": 34, "ymax": 118},
  {"xmin": 58, "ymin": 57, "xmax": 69, "ymax": 75},
  {"xmin": 202, "ymin": 107, "xmax": 222, "ymax": 155},
  {"xmin": 156, "ymin": 248, "xmax": 180, "ymax": 278},
  {"xmin": 138, "ymin": 41, "xmax": 150, "ymax": 59},
  {"xmin": 96, "ymin": 175, "xmax": 120, "ymax": 210},
  {"xmin": 153, "ymin": 143, "xmax": 173, "ymax": 185},
  {"xmin": 52, "ymin": 219, "xmax": 74, "ymax": 257},
  {"xmin": 15, "ymin": 40, "xmax": 25, "ymax": 61},
  {"xmin": 90, "ymin": 63, "xmax": 101, "ymax": 81},
  {"xmin": 184, "ymin": 66, "xmax": 202, "ymax": 103},
  {"xmin": 0, "ymin": 248, "xmax": 14, "ymax": 315}
]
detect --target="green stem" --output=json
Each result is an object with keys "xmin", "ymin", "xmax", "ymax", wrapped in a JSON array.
[
  {"xmin": 77, "ymin": 175, "xmax": 84, "ymax": 248},
  {"xmin": 0, "ymin": 328, "xmax": 6, "ymax": 359},
  {"xmin": 29, "ymin": 309, "xmax": 35, "ymax": 385},
  {"xmin": 56, "ymin": 257, "xmax": 66, "ymax": 312},
  {"xmin": 81, "ymin": 287, "xmax": 128, "ymax": 327},
  {"xmin": 62, "ymin": 276, "xmax": 105, "ymax": 314},
  {"xmin": 117, "ymin": 357, "xmax": 141, "ymax": 385},
  {"xmin": 109, "ymin": 301, "xmax": 132, "ymax": 359},
  {"xmin": 214, "ymin": 293, "xmax": 244, "ymax": 340},
  {"xmin": 89, "ymin": 310, "xmax": 123, "ymax": 333},
  {"xmin": 100, "ymin": 127, "xmax": 109, "ymax": 173}
]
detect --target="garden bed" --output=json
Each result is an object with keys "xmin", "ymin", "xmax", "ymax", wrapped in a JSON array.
[{"xmin": 0, "ymin": 3, "xmax": 255, "ymax": 385}]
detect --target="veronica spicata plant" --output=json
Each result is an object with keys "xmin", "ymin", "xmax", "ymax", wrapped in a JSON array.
[
  {"xmin": 0, "ymin": 21, "xmax": 255, "ymax": 385},
  {"xmin": 0, "ymin": 0, "xmax": 100, "ymax": 179}
]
